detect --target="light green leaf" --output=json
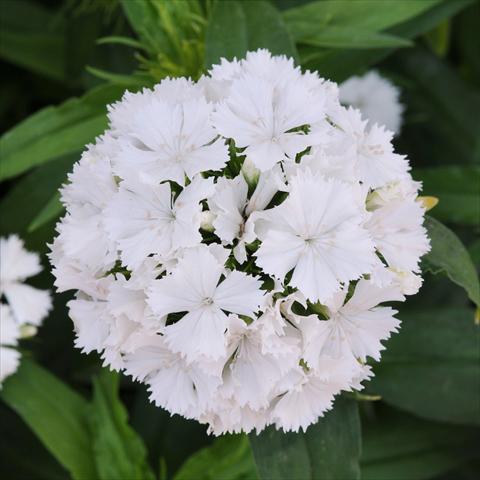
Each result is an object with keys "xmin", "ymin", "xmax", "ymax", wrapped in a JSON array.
[
  {"xmin": 423, "ymin": 216, "xmax": 480, "ymax": 307},
  {"xmin": 0, "ymin": 84, "xmax": 124, "ymax": 181},
  {"xmin": 369, "ymin": 308, "xmax": 480, "ymax": 425},
  {"xmin": 415, "ymin": 166, "xmax": 480, "ymax": 225},
  {"xmin": 174, "ymin": 434, "xmax": 258, "ymax": 480},
  {"xmin": 205, "ymin": 0, "xmax": 298, "ymax": 69},
  {"xmin": 301, "ymin": 27, "xmax": 412, "ymax": 49},
  {"xmin": 361, "ymin": 407, "xmax": 480, "ymax": 480},
  {"xmin": 0, "ymin": 359, "xmax": 97, "ymax": 480},
  {"xmin": 249, "ymin": 396, "xmax": 361, "ymax": 480},
  {"xmin": 91, "ymin": 369, "xmax": 155, "ymax": 480}
]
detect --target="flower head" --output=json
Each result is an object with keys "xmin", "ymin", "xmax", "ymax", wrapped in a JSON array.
[{"xmin": 50, "ymin": 50, "xmax": 429, "ymax": 434}]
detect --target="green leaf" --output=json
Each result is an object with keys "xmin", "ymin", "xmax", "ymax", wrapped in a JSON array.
[
  {"xmin": 369, "ymin": 308, "xmax": 480, "ymax": 425},
  {"xmin": 28, "ymin": 192, "xmax": 63, "ymax": 233},
  {"xmin": 91, "ymin": 369, "xmax": 155, "ymax": 480},
  {"xmin": 0, "ymin": 84, "xmax": 124, "ymax": 181},
  {"xmin": 0, "ymin": 359, "xmax": 97, "ymax": 480},
  {"xmin": 0, "ymin": 155, "xmax": 74, "ymax": 235},
  {"xmin": 174, "ymin": 434, "xmax": 258, "ymax": 480},
  {"xmin": 249, "ymin": 396, "xmax": 361, "ymax": 480},
  {"xmin": 361, "ymin": 407, "xmax": 480, "ymax": 480},
  {"xmin": 204, "ymin": 0, "xmax": 247, "ymax": 68},
  {"xmin": 422, "ymin": 216, "xmax": 480, "ymax": 307},
  {"xmin": 241, "ymin": 0, "xmax": 298, "ymax": 62},
  {"xmin": 301, "ymin": 27, "xmax": 412, "ymax": 49},
  {"xmin": 299, "ymin": 0, "xmax": 473, "ymax": 82},
  {"xmin": 415, "ymin": 166, "xmax": 480, "ymax": 225},
  {"xmin": 284, "ymin": 0, "xmax": 443, "ymax": 41},
  {"xmin": 205, "ymin": 0, "xmax": 298, "ymax": 69}
]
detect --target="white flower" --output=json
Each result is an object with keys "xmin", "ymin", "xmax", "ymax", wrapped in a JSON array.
[
  {"xmin": 113, "ymin": 94, "xmax": 228, "ymax": 186},
  {"xmin": 147, "ymin": 245, "xmax": 264, "ymax": 361},
  {"xmin": 340, "ymin": 70, "xmax": 404, "ymax": 134},
  {"xmin": 50, "ymin": 49, "xmax": 430, "ymax": 434},
  {"xmin": 333, "ymin": 107, "xmax": 410, "ymax": 189},
  {"xmin": 366, "ymin": 182, "xmax": 430, "ymax": 273},
  {"xmin": 105, "ymin": 175, "xmax": 214, "ymax": 269},
  {"xmin": 0, "ymin": 235, "xmax": 52, "ymax": 325},
  {"xmin": 212, "ymin": 74, "xmax": 324, "ymax": 171},
  {"xmin": 0, "ymin": 236, "xmax": 51, "ymax": 386},
  {"xmin": 255, "ymin": 170, "xmax": 377, "ymax": 302},
  {"xmin": 124, "ymin": 336, "xmax": 221, "ymax": 418},
  {"xmin": 299, "ymin": 279, "xmax": 404, "ymax": 370},
  {"xmin": 0, "ymin": 304, "xmax": 21, "ymax": 386}
]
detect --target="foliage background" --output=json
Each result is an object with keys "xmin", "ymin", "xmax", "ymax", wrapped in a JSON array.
[{"xmin": 0, "ymin": 1, "xmax": 479, "ymax": 479}]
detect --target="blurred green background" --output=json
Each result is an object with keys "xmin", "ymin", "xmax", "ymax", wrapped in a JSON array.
[{"xmin": 0, "ymin": 1, "xmax": 479, "ymax": 479}]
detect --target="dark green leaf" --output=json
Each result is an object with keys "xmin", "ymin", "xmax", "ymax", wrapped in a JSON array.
[
  {"xmin": 241, "ymin": 0, "xmax": 298, "ymax": 62},
  {"xmin": 28, "ymin": 192, "xmax": 63, "ymax": 233},
  {"xmin": 396, "ymin": 47, "xmax": 480, "ymax": 164},
  {"xmin": 91, "ymin": 369, "xmax": 155, "ymax": 480},
  {"xmin": 0, "ymin": 0, "xmax": 66, "ymax": 82},
  {"xmin": 0, "ymin": 359, "xmax": 97, "ymax": 480},
  {"xmin": 369, "ymin": 308, "xmax": 480, "ymax": 425},
  {"xmin": 174, "ymin": 434, "xmax": 258, "ymax": 480},
  {"xmin": 361, "ymin": 407, "xmax": 480, "ymax": 480},
  {"xmin": 205, "ymin": 0, "xmax": 298, "ymax": 68},
  {"xmin": 0, "ymin": 84, "xmax": 124, "ymax": 181},
  {"xmin": 0, "ymin": 155, "xmax": 74, "ymax": 235},
  {"xmin": 204, "ymin": 0, "xmax": 247, "ymax": 68},
  {"xmin": 415, "ymin": 166, "xmax": 480, "ymax": 225},
  {"xmin": 249, "ymin": 396, "xmax": 361, "ymax": 480},
  {"xmin": 422, "ymin": 216, "xmax": 480, "ymax": 307}
]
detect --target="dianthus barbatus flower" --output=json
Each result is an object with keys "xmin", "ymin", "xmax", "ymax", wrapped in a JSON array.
[
  {"xmin": 0, "ymin": 235, "xmax": 52, "ymax": 386},
  {"xmin": 50, "ymin": 49, "xmax": 430, "ymax": 434}
]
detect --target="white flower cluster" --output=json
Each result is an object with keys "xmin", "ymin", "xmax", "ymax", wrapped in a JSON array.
[
  {"xmin": 0, "ymin": 235, "xmax": 52, "ymax": 385},
  {"xmin": 50, "ymin": 50, "xmax": 430, "ymax": 434},
  {"xmin": 340, "ymin": 70, "xmax": 404, "ymax": 134}
]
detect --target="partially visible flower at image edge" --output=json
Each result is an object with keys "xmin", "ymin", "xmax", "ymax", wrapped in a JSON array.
[
  {"xmin": 49, "ymin": 49, "xmax": 430, "ymax": 434},
  {"xmin": 0, "ymin": 235, "xmax": 52, "ymax": 385}
]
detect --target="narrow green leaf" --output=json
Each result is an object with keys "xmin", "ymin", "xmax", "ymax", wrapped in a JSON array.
[
  {"xmin": 422, "ymin": 216, "xmax": 480, "ymax": 307},
  {"xmin": 174, "ymin": 434, "xmax": 258, "ymax": 480},
  {"xmin": 369, "ymin": 308, "xmax": 480, "ymax": 425},
  {"xmin": 86, "ymin": 66, "xmax": 150, "ymax": 87},
  {"xmin": 415, "ymin": 166, "xmax": 480, "ymax": 225},
  {"xmin": 204, "ymin": 0, "xmax": 247, "ymax": 68},
  {"xmin": 300, "ymin": 0, "xmax": 474, "ymax": 82},
  {"xmin": 28, "ymin": 192, "xmax": 63, "ymax": 233},
  {"xmin": 285, "ymin": 0, "xmax": 443, "ymax": 41},
  {"xmin": 249, "ymin": 396, "xmax": 361, "ymax": 480},
  {"xmin": 361, "ymin": 407, "xmax": 480, "ymax": 480},
  {"xmin": 0, "ymin": 359, "xmax": 97, "ymax": 480},
  {"xmin": 91, "ymin": 369, "xmax": 155, "ymax": 480},
  {"xmin": 0, "ymin": 84, "xmax": 124, "ymax": 181},
  {"xmin": 301, "ymin": 28, "xmax": 412, "ymax": 49}
]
